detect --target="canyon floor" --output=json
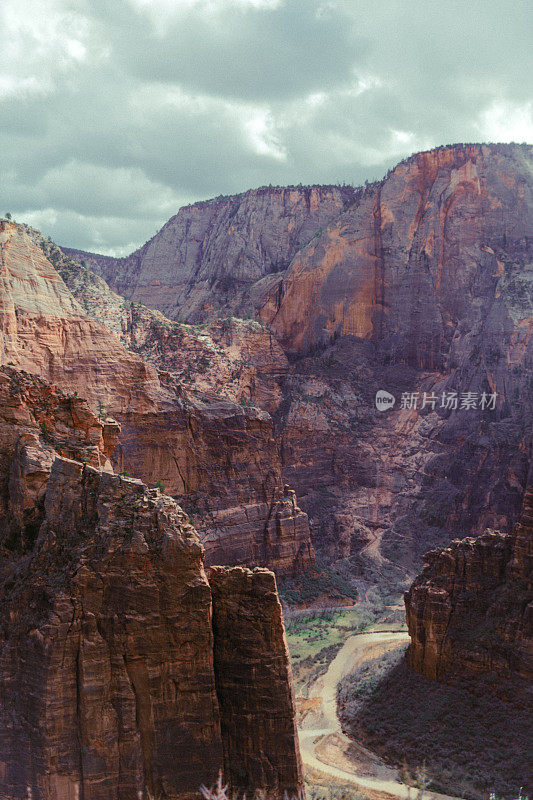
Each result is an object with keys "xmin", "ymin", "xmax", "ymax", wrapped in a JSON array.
[{"xmin": 290, "ymin": 619, "xmax": 462, "ymax": 800}]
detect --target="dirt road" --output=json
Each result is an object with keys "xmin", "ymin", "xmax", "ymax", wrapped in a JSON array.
[{"xmin": 297, "ymin": 630, "xmax": 463, "ymax": 800}]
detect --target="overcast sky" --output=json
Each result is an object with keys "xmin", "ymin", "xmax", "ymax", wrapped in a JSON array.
[{"xmin": 1, "ymin": 0, "xmax": 531, "ymax": 255}]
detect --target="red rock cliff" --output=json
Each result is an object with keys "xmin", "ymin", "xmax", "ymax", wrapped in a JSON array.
[
  {"xmin": 405, "ymin": 484, "xmax": 533, "ymax": 681},
  {"xmin": 259, "ymin": 144, "xmax": 531, "ymax": 363},
  {"xmin": 210, "ymin": 566, "xmax": 304, "ymax": 797},
  {"xmin": 0, "ymin": 457, "xmax": 305, "ymax": 800},
  {"xmin": 1, "ymin": 225, "xmax": 314, "ymax": 575},
  {"xmin": 66, "ymin": 185, "xmax": 358, "ymax": 322},
  {"xmin": 0, "ymin": 365, "xmax": 120, "ymax": 551}
]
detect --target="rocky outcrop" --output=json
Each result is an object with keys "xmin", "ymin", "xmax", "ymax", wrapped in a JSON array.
[
  {"xmin": 0, "ymin": 221, "xmax": 162, "ymax": 413},
  {"xmin": 203, "ymin": 484, "xmax": 314, "ymax": 574},
  {"xmin": 405, "ymin": 484, "xmax": 533, "ymax": 681},
  {"xmin": 0, "ymin": 457, "xmax": 304, "ymax": 800},
  {"xmin": 65, "ymin": 185, "xmax": 358, "ymax": 322},
  {"xmin": 115, "ymin": 394, "xmax": 314, "ymax": 575},
  {"xmin": 0, "ymin": 365, "xmax": 120, "ymax": 551},
  {"xmin": 1, "ymin": 223, "xmax": 313, "ymax": 575},
  {"xmin": 210, "ymin": 566, "xmax": 303, "ymax": 797}
]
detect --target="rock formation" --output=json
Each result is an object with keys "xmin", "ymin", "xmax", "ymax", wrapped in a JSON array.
[
  {"xmin": 0, "ymin": 221, "xmax": 161, "ymax": 413},
  {"xmin": 63, "ymin": 143, "xmax": 532, "ymax": 585},
  {"xmin": 27, "ymin": 227, "xmax": 289, "ymax": 414},
  {"xmin": 0, "ymin": 457, "xmax": 304, "ymax": 800},
  {"xmin": 210, "ymin": 566, "xmax": 303, "ymax": 796},
  {"xmin": 0, "ymin": 365, "xmax": 120, "ymax": 552},
  {"xmin": 65, "ymin": 185, "xmax": 358, "ymax": 322},
  {"xmin": 1, "ymin": 223, "xmax": 314, "ymax": 575},
  {"xmin": 263, "ymin": 143, "xmax": 532, "ymax": 575},
  {"xmin": 0, "ymin": 141, "xmax": 531, "ymax": 797},
  {"xmin": 259, "ymin": 144, "xmax": 531, "ymax": 360},
  {"xmin": 405, "ymin": 483, "xmax": 533, "ymax": 680}
]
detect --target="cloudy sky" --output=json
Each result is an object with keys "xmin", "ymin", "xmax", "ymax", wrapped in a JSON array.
[{"xmin": 1, "ymin": 0, "xmax": 531, "ymax": 255}]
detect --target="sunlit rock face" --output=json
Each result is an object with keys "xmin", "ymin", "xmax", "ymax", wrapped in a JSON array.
[
  {"xmin": 0, "ymin": 458, "xmax": 305, "ymax": 800},
  {"xmin": 259, "ymin": 144, "xmax": 532, "ymax": 363},
  {"xmin": 66, "ymin": 185, "xmax": 359, "ymax": 322},
  {"xmin": 0, "ymin": 221, "xmax": 162, "ymax": 414},
  {"xmin": 405, "ymin": 483, "xmax": 533, "ymax": 681},
  {"xmin": 8, "ymin": 143, "xmax": 533, "ymax": 581},
  {"xmin": 0, "ymin": 223, "xmax": 314, "ymax": 575}
]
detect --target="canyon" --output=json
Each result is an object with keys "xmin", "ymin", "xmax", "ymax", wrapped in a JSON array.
[
  {"xmin": 68, "ymin": 143, "xmax": 532, "ymax": 585},
  {"xmin": 0, "ymin": 142, "xmax": 531, "ymax": 797}
]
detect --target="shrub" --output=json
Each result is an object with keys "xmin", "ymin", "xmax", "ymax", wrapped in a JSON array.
[{"xmin": 337, "ymin": 653, "xmax": 532, "ymax": 799}]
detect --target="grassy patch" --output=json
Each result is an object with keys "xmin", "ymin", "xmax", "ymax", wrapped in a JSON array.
[
  {"xmin": 278, "ymin": 559, "xmax": 360, "ymax": 606},
  {"xmin": 284, "ymin": 606, "xmax": 400, "ymax": 690}
]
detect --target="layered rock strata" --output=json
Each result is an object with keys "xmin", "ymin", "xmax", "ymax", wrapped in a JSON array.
[
  {"xmin": 210, "ymin": 566, "xmax": 303, "ymax": 797},
  {"xmin": 65, "ymin": 185, "xmax": 358, "ymax": 322},
  {"xmin": 0, "ymin": 365, "xmax": 120, "ymax": 551},
  {"xmin": 1, "ymin": 224, "xmax": 314, "ymax": 575},
  {"xmin": 405, "ymin": 484, "xmax": 533, "ymax": 680},
  {"xmin": 0, "ymin": 457, "xmax": 304, "ymax": 800},
  {"xmin": 0, "ymin": 221, "xmax": 161, "ymax": 413}
]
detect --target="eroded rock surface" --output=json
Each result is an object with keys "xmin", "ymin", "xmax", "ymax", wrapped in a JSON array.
[
  {"xmin": 1, "ymin": 224, "xmax": 313, "ymax": 575},
  {"xmin": 210, "ymin": 566, "xmax": 303, "ymax": 798},
  {"xmin": 0, "ymin": 365, "xmax": 120, "ymax": 551},
  {"xmin": 405, "ymin": 484, "xmax": 533, "ymax": 680},
  {"xmin": 0, "ymin": 221, "xmax": 161, "ymax": 413},
  {"xmin": 0, "ymin": 458, "xmax": 304, "ymax": 799},
  {"xmin": 66, "ymin": 185, "xmax": 358, "ymax": 322}
]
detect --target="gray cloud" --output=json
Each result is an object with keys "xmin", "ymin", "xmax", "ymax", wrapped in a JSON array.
[{"xmin": 1, "ymin": 0, "xmax": 531, "ymax": 254}]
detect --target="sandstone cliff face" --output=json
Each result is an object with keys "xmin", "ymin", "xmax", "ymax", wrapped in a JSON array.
[
  {"xmin": 0, "ymin": 457, "xmax": 304, "ymax": 800},
  {"xmin": 0, "ymin": 365, "xmax": 120, "ymax": 552},
  {"xmin": 0, "ymin": 222, "xmax": 162, "ymax": 414},
  {"xmin": 1, "ymin": 224, "xmax": 314, "ymax": 575},
  {"xmin": 210, "ymin": 566, "xmax": 303, "ymax": 797},
  {"xmin": 266, "ymin": 143, "xmax": 532, "ymax": 580},
  {"xmin": 28, "ymin": 226, "xmax": 289, "ymax": 413},
  {"xmin": 114, "ymin": 391, "xmax": 314, "ymax": 574},
  {"xmin": 66, "ymin": 185, "xmax": 358, "ymax": 322},
  {"xmin": 259, "ymin": 144, "xmax": 531, "ymax": 362},
  {"xmin": 405, "ymin": 484, "xmax": 533, "ymax": 681}
]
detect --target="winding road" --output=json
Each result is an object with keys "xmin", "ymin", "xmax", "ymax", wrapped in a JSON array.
[{"xmin": 296, "ymin": 629, "xmax": 463, "ymax": 800}]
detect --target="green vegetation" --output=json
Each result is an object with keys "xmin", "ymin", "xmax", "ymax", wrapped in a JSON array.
[
  {"xmin": 284, "ymin": 605, "xmax": 397, "ymax": 691},
  {"xmin": 154, "ymin": 479, "xmax": 165, "ymax": 492},
  {"xmin": 278, "ymin": 559, "xmax": 360, "ymax": 605}
]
